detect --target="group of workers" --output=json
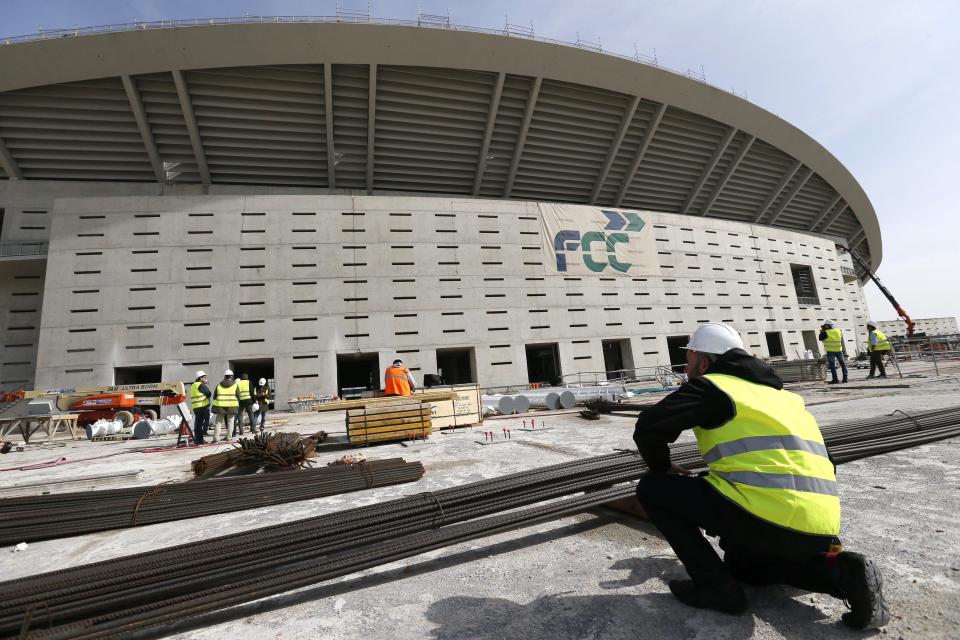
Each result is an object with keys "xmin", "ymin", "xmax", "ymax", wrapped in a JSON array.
[
  {"xmin": 634, "ymin": 322, "xmax": 889, "ymax": 629},
  {"xmin": 819, "ymin": 319, "xmax": 893, "ymax": 384},
  {"xmin": 189, "ymin": 370, "xmax": 272, "ymax": 444}
]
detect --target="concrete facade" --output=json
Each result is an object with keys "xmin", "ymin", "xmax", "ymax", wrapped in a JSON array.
[{"xmin": 10, "ymin": 190, "xmax": 870, "ymax": 405}]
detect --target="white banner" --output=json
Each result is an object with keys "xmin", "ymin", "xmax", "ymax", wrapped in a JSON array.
[{"xmin": 539, "ymin": 203, "xmax": 661, "ymax": 277}]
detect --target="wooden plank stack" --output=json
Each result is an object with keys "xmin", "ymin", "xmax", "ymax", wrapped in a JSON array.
[{"xmin": 347, "ymin": 398, "xmax": 433, "ymax": 445}]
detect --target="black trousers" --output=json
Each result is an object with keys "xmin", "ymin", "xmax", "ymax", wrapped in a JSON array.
[
  {"xmin": 869, "ymin": 351, "xmax": 887, "ymax": 377},
  {"xmin": 233, "ymin": 400, "xmax": 255, "ymax": 435},
  {"xmin": 636, "ymin": 472, "xmax": 839, "ymax": 594},
  {"xmin": 193, "ymin": 406, "xmax": 210, "ymax": 443}
]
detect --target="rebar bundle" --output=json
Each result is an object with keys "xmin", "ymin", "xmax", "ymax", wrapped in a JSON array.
[
  {"xmin": 190, "ymin": 431, "xmax": 328, "ymax": 478},
  {"xmin": 0, "ymin": 458, "xmax": 423, "ymax": 546},
  {"xmin": 1, "ymin": 406, "xmax": 958, "ymax": 640}
]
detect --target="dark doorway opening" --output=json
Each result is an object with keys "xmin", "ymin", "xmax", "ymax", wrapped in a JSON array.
[
  {"xmin": 765, "ymin": 332, "xmax": 785, "ymax": 358},
  {"xmin": 436, "ymin": 347, "xmax": 476, "ymax": 385},
  {"xmin": 526, "ymin": 343, "xmax": 562, "ymax": 385},
  {"xmin": 802, "ymin": 330, "xmax": 820, "ymax": 358},
  {"xmin": 336, "ymin": 352, "xmax": 380, "ymax": 397},
  {"xmin": 229, "ymin": 358, "xmax": 275, "ymax": 402},
  {"xmin": 602, "ymin": 338, "xmax": 635, "ymax": 380},
  {"xmin": 114, "ymin": 364, "xmax": 162, "ymax": 385},
  {"xmin": 666, "ymin": 335, "xmax": 690, "ymax": 373}
]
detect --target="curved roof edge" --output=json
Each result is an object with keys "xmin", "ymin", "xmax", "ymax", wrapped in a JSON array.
[{"xmin": 0, "ymin": 22, "xmax": 881, "ymax": 270}]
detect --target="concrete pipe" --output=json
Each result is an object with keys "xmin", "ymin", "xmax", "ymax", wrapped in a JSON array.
[
  {"xmin": 84, "ymin": 419, "xmax": 123, "ymax": 439},
  {"xmin": 511, "ymin": 394, "xmax": 531, "ymax": 413},
  {"xmin": 558, "ymin": 390, "xmax": 577, "ymax": 409},
  {"xmin": 132, "ymin": 418, "xmax": 180, "ymax": 439}
]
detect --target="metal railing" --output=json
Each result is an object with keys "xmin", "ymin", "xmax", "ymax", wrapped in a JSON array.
[
  {"xmin": 0, "ymin": 15, "xmax": 748, "ymax": 95},
  {"xmin": 480, "ymin": 364, "xmax": 685, "ymax": 395},
  {"xmin": 0, "ymin": 242, "xmax": 48, "ymax": 258},
  {"xmin": 796, "ymin": 296, "xmax": 820, "ymax": 306}
]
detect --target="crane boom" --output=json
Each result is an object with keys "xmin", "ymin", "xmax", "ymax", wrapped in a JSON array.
[{"xmin": 839, "ymin": 245, "xmax": 914, "ymax": 338}]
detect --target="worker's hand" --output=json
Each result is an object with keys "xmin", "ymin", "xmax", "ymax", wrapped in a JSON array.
[{"xmin": 669, "ymin": 463, "xmax": 691, "ymax": 475}]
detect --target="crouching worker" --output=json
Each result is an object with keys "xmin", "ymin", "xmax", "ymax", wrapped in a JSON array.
[{"xmin": 633, "ymin": 322, "xmax": 889, "ymax": 630}]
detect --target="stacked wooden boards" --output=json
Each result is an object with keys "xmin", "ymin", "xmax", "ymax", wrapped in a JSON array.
[{"xmin": 347, "ymin": 398, "xmax": 433, "ymax": 445}]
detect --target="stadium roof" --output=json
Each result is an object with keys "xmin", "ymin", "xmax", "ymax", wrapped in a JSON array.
[{"xmin": 0, "ymin": 19, "xmax": 880, "ymax": 271}]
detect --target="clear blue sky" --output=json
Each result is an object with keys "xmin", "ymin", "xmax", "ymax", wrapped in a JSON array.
[{"xmin": 2, "ymin": 0, "xmax": 957, "ymax": 323}]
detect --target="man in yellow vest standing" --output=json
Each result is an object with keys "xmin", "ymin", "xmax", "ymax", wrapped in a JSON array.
[
  {"xmin": 819, "ymin": 320, "xmax": 849, "ymax": 384},
  {"xmin": 384, "ymin": 358, "xmax": 416, "ymax": 396},
  {"xmin": 189, "ymin": 370, "xmax": 212, "ymax": 445},
  {"xmin": 865, "ymin": 320, "xmax": 891, "ymax": 379},
  {"xmin": 634, "ymin": 322, "xmax": 888, "ymax": 630},
  {"xmin": 232, "ymin": 373, "xmax": 255, "ymax": 437},
  {"xmin": 211, "ymin": 369, "xmax": 239, "ymax": 442}
]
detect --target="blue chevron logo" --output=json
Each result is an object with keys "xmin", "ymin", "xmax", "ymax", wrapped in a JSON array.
[{"xmin": 602, "ymin": 210, "xmax": 644, "ymax": 232}]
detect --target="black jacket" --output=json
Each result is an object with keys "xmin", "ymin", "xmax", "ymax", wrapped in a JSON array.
[{"xmin": 633, "ymin": 349, "xmax": 783, "ymax": 472}]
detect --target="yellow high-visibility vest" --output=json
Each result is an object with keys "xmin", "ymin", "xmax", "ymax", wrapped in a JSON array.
[
  {"xmin": 822, "ymin": 328, "xmax": 843, "ymax": 353},
  {"xmin": 189, "ymin": 381, "xmax": 209, "ymax": 409},
  {"xmin": 694, "ymin": 373, "xmax": 841, "ymax": 536},
  {"xmin": 237, "ymin": 379, "xmax": 251, "ymax": 401},
  {"xmin": 213, "ymin": 382, "xmax": 239, "ymax": 409},
  {"xmin": 869, "ymin": 329, "xmax": 892, "ymax": 352}
]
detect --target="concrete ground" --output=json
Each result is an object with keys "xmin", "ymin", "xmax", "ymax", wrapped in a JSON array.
[{"xmin": 2, "ymin": 363, "xmax": 959, "ymax": 639}]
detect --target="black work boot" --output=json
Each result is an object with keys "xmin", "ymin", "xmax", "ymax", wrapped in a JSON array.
[
  {"xmin": 668, "ymin": 579, "xmax": 748, "ymax": 615},
  {"xmin": 828, "ymin": 379, "xmax": 840, "ymax": 385},
  {"xmin": 834, "ymin": 552, "xmax": 890, "ymax": 630}
]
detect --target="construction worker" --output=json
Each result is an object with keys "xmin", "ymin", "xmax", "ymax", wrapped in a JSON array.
[
  {"xmin": 819, "ymin": 320, "xmax": 849, "ymax": 384},
  {"xmin": 211, "ymin": 369, "xmax": 239, "ymax": 442},
  {"xmin": 865, "ymin": 320, "xmax": 891, "ymax": 379},
  {"xmin": 189, "ymin": 371, "xmax": 212, "ymax": 444},
  {"xmin": 633, "ymin": 322, "xmax": 889, "ymax": 630},
  {"xmin": 253, "ymin": 377, "xmax": 271, "ymax": 432},
  {"xmin": 384, "ymin": 358, "xmax": 417, "ymax": 396},
  {"xmin": 233, "ymin": 373, "xmax": 255, "ymax": 437}
]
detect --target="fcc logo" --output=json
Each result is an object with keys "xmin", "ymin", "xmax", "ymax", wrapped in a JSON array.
[{"xmin": 553, "ymin": 210, "xmax": 645, "ymax": 273}]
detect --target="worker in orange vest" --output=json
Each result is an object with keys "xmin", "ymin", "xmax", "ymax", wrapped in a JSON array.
[{"xmin": 384, "ymin": 359, "xmax": 417, "ymax": 396}]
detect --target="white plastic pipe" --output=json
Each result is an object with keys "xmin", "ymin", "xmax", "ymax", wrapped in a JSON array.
[
  {"xmin": 132, "ymin": 417, "xmax": 181, "ymax": 439},
  {"xmin": 84, "ymin": 419, "xmax": 122, "ymax": 440}
]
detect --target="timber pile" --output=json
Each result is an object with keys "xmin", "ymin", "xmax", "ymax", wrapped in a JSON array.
[
  {"xmin": 347, "ymin": 398, "xmax": 433, "ymax": 445},
  {"xmin": 190, "ymin": 431, "xmax": 328, "ymax": 478}
]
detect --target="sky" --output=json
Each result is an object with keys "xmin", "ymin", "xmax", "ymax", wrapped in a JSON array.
[{"xmin": 1, "ymin": 0, "xmax": 957, "ymax": 323}]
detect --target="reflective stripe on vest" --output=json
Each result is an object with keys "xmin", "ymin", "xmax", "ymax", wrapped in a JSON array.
[
  {"xmin": 384, "ymin": 366, "xmax": 412, "ymax": 396},
  {"xmin": 871, "ymin": 329, "xmax": 892, "ymax": 351},
  {"xmin": 694, "ymin": 373, "xmax": 840, "ymax": 536},
  {"xmin": 823, "ymin": 328, "xmax": 843, "ymax": 353},
  {"xmin": 213, "ymin": 382, "xmax": 239, "ymax": 408},
  {"xmin": 189, "ymin": 381, "xmax": 209, "ymax": 409},
  {"xmin": 237, "ymin": 379, "xmax": 251, "ymax": 401}
]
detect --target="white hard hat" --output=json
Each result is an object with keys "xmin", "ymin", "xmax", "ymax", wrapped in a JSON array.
[
  {"xmin": 224, "ymin": 369, "xmax": 234, "ymax": 377},
  {"xmin": 195, "ymin": 370, "xmax": 207, "ymax": 379},
  {"xmin": 259, "ymin": 378, "xmax": 267, "ymax": 386},
  {"xmin": 866, "ymin": 319, "xmax": 877, "ymax": 327},
  {"xmin": 683, "ymin": 322, "xmax": 744, "ymax": 355},
  {"xmin": 822, "ymin": 320, "xmax": 835, "ymax": 327}
]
